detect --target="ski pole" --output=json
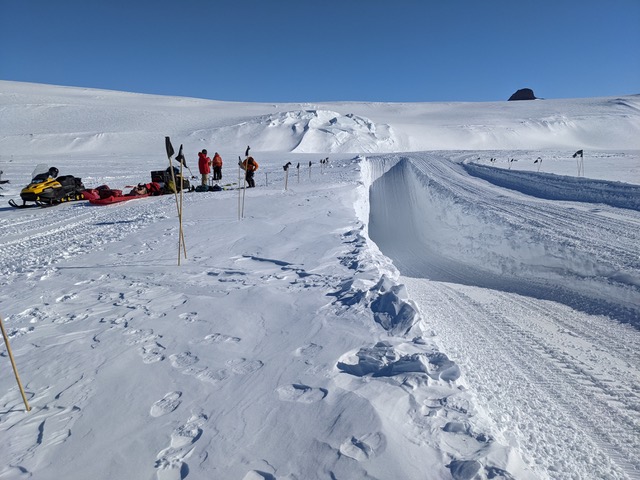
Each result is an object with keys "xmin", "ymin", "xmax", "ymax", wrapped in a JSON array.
[{"xmin": 0, "ymin": 314, "xmax": 31, "ymax": 412}]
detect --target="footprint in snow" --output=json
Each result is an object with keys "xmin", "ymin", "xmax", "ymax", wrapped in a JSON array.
[
  {"xmin": 185, "ymin": 366, "xmax": 230, "ymax": 384},
  {"xmin": 181, "ymin": 359, "xmax": 262, "ymax": 384},
  {"xmin": 339, "ymin": 432, "xmax": 386, "ymax": 461},
  {"xmin": 276, "ymin": 384, "xmax": 328, "ymax": 403},
  {"xmin": 103, "ymin": 317, "xmax": 127, "ymax": 329},
  {"xmin": 155, "ymin": 413, "xmax": 207, "ymax": 480},
  {"xmin": 150, "ymin": 391, "xmax": 182, "ymax": 417},
  {"xmin": 294, "ymin": 343, "xmax": 323, "ymax": 358},
  {"xmin": 178, "ymin": 312, "xmax": 198, "ymax": 323},
  {"xmin": 202, "ymin": 333, "xmax": 241, "ymax": 344},
  {"xmin": 440, "ymin": 421, "xmax": 493, "ymax": 458},
  {"xmin": 141, "ymin": 342, "xmax": 166, "ymax": 364},
  {"xmin": 229, "ymin": 359, "xmax": 264, "ymax": 375},
  {"xmin": 123, "ymin": 328, "xmax": 159, "ymax": 346},
  {"xmin": 447, "ymin": 460, "xmax": 482, "ymax": 480},
  {"xmin": 169, "ymin": 352, "xmax": 199, "ymax": 369}
]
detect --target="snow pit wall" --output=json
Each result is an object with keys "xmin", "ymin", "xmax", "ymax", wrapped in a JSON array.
[{"xmin": 362, "ymin": 154, "xmax": 640, "ymax": 325}]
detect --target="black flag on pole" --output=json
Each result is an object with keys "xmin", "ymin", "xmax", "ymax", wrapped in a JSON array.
[
  {"xmin": 175, "ymin": 144, "xmax": 188, "ymax": 168},
  {"xmin": 573, "ymin": 149, "xmax": 583, "ymax": 158},
  {"xmin": 165, "ymin": 137, "xmax": 175, "ymax": 159}
]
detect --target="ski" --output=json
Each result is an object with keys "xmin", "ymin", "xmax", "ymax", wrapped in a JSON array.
[{"xmin": 8, "ymin": 199, "xmax": 40, "ymax": 208}]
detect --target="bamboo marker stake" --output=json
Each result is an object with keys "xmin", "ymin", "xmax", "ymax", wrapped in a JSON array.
[
  {"xmin": 238, "ymin": 156, "xmax": 243, "ymax": 220},
  {"xmin": 179, "ymin": 159, "xmax": 186, "ymax": 259},
  {"xmin": 0, "ymin": 314, "xmax": 31, "ymax": 412},
  {"xmin": 165, "ymin": 137, "xmax": 187, "ymax": 265},
  {"xmin": 167, "ymin": 159, "xmax": 186, "ymax": 265}
]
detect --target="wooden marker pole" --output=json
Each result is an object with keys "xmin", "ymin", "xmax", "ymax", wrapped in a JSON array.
[
  {"xmin": 238, "ymin": 156, "xmax": 243, "ymax": 220},
  {"xmin": 0, "ymin": 314, "xmax": 31, "ymax": 412},
  {"xmin": 165, "ymin": 137, "xmax": 187, "ymax": 265}
]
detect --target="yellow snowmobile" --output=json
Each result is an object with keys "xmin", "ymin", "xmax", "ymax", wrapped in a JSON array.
[{"xmin": 8, "ymin": 164, "xmax": 86, "ymax": 208}]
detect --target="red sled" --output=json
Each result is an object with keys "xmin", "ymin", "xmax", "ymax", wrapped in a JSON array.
[
  {"xmin": 88, "ymin": 193, "xmax": 151, "ymax": 205},
  {"xmin": 83, "ymin": 182, "xmax": 161, "ymax": 205}
]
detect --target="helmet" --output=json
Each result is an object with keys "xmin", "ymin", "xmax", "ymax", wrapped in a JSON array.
[{"xmin": 48, "ymin": 167, "xmax": 59, "ymax": 178}]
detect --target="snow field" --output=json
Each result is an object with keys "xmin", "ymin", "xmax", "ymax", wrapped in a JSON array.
[{"xmin": 1, "ymin": 81, "xmax": 639, "ymax": 479}]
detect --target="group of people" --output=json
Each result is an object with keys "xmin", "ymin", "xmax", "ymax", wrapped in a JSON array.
[
  {"xmin": 198, "ymin": 149, "xmax": 224, "ymax": 186},
  {"xmin": 197, "ymin": 148, "xmax": 259, "ymax": 188}
]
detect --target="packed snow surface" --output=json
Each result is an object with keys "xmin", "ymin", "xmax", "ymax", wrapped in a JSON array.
[{"xmin": 0, "ymin": 81, "xmax": 639, "ymax": 480}]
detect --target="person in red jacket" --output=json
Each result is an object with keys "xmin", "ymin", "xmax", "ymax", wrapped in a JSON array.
[
  {"xmin": 211, "ymin": 152, "xmax": 223, "ymax": 181},
  {"xmin": 198, "ymin": 149, "xmax": 211, "ymax": 186}
]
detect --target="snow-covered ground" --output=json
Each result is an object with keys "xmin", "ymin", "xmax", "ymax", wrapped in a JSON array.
[{"xmin": 0, "ymin": 81, "xmax": 639, "ymax": 480}]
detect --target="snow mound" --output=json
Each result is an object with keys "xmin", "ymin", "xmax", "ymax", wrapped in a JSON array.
[{"xmin": 196, "ymin": 109, "xmax": 399, "ymax": 154}]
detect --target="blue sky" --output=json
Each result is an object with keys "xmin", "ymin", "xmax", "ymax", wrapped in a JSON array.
[{"xmin": 1, "ymin": 0, "xmax": 638, "ymax": 102}]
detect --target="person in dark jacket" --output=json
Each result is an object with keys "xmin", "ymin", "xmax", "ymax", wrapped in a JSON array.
[{"xmin": 198, "ymin": 149, "xmax": 211, "ymax": 186}]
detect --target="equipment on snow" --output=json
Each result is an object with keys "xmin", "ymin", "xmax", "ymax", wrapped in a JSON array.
[
  {"xmin": 83, "ymin": 182, "xmax": 162, "ymax": 205},
  {"xmin": 8, "ymin": 164, "xmax": 85, "ymax": 208},
  {"xmin": 151, "ymin": 167, "xmax": 191, "ymax": 192}
]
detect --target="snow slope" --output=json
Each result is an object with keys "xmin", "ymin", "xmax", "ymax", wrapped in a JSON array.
[
  {"xmin": 1, "ymin": 81, "xmax": 639, "ymax": 159},
  {"xmin": 0, "ymin": 81, "xmax": 639, "ymax": 480}
]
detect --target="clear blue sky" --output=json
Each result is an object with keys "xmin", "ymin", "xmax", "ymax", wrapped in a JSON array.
[{"xmin": 1, "ymin": 0, "xmax": 638, "ymax": 102}]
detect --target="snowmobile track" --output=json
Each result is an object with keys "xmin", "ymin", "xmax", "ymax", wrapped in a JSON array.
[
  {"xmin": 404, "ymin": 280, "xmax": 640, "ymax": 480},
  {"xmin": 0, "ymin": 197, "xmax": 169, "ymax": 281}
]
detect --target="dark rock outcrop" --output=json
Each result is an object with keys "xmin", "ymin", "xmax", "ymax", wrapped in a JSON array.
[{"xmin": 508, "ymin": 88, "xmax": 537, "ymax": 101}]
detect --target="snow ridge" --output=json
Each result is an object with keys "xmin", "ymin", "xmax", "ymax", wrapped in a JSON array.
[
  {"xmin": 190, "ymin": 109, "xmax": 399, "ymax": 154},
  {"xmin": 464, "ymin": 162, "xmax": 640, "ymax": 211}
]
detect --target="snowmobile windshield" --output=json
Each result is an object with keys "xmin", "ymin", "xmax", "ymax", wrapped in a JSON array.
[{"xmin": 30, "ymin": 164, "xmax": 53, "ymax": 183}]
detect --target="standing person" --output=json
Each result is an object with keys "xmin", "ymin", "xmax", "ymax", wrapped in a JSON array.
[
  {"xmin": 198, "ymin": 149, "xmax": 211, "ymax": 186},
  {"xmin": 240, "ymin": 156, "xmax": 259, "ymax": 188},
  {"xmin": 212, "ymin": 152, "xmax": 223, "ymax": 181}
]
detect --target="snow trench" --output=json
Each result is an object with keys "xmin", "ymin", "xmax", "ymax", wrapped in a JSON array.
[
  {"xmin": 363, "ymin": 154, "xmax": 640, "ymax": 326},
  {"xmin": 464, "ymin": 162, "xmax": 640, "ymax": 211}
]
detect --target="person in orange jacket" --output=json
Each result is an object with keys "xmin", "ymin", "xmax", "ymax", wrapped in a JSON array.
[
  {"xmin": 211, "ymin": 152, "xmax": 223, "ymax": 181},
  {"xmin": 240, "ymin": 156, "xmax": 259, "ymax": 188},
  {"xmin": 198, "ymin": 149, "xmax": 211, "ymax": 186}
]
